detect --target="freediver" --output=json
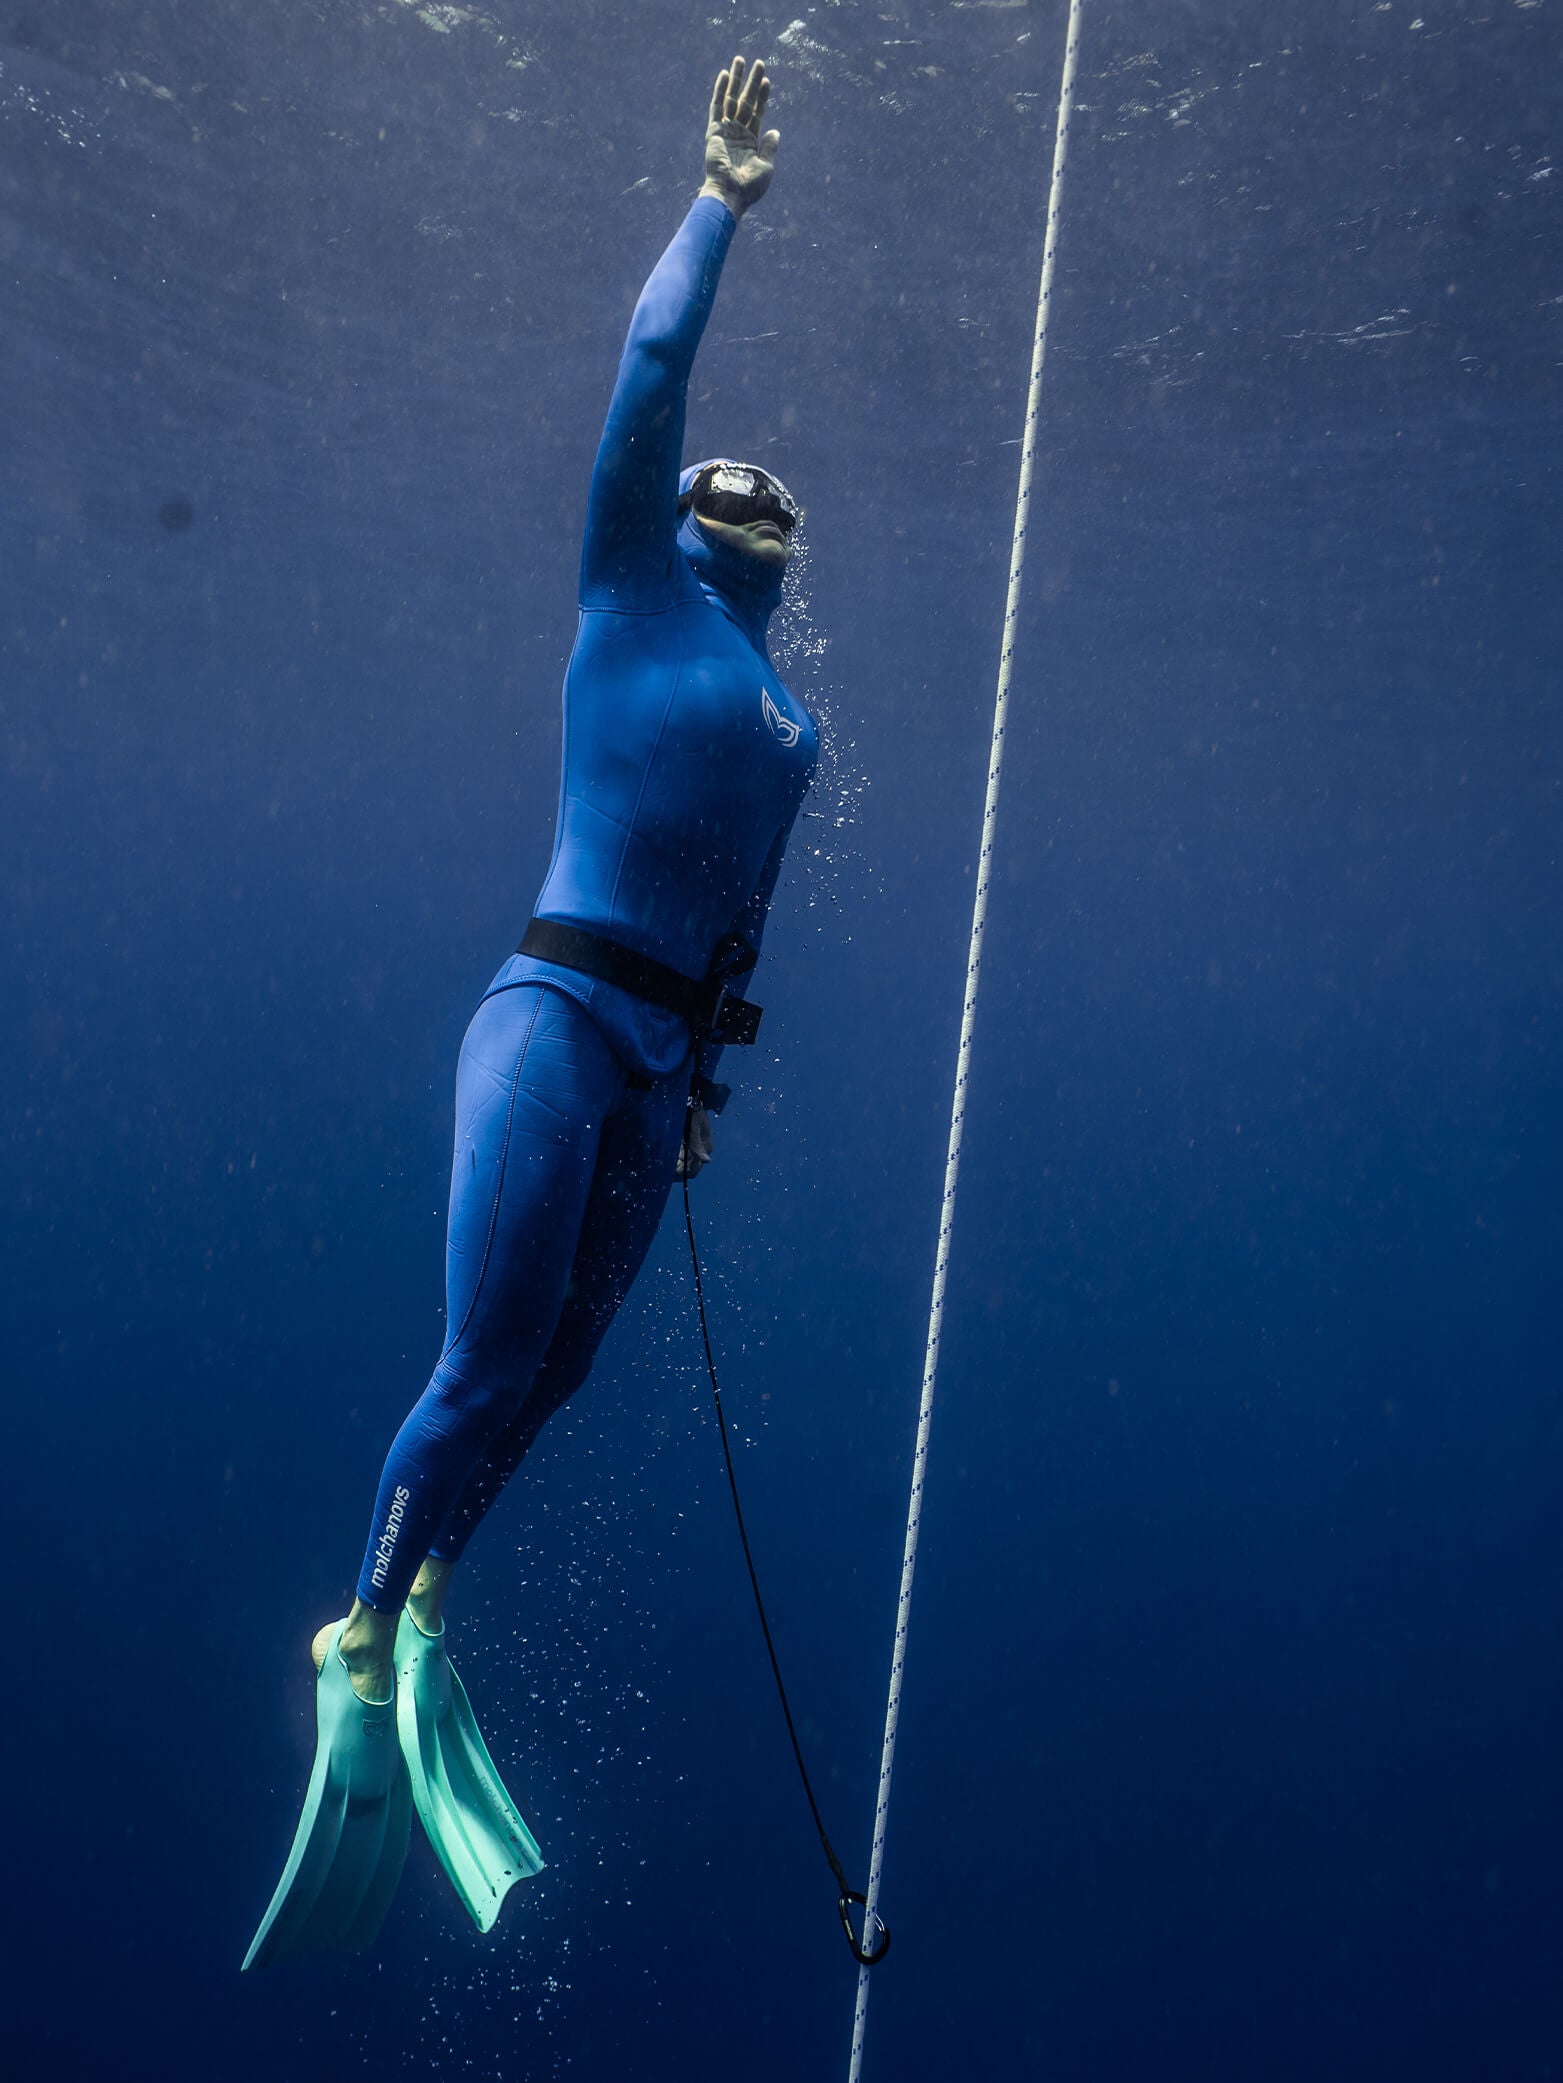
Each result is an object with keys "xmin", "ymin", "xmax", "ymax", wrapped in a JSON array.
[{"xmin": 244, "ymin": 54, "xmax": 818, "ymax": 1966}]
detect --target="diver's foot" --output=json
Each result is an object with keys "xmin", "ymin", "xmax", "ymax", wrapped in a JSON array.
[{"xmin": 312, "ymin": 1608, "xmax": 396, "ymax": 1703}]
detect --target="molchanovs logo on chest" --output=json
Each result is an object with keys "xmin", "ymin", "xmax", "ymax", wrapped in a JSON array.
[{"xmin": 761, "ymin": 687, "xmax": 801, "ymax": 747}]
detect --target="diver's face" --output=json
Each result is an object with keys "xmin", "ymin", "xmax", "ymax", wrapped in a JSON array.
[{"xmin": 693, "ymin": 510, "xmax": 794, "ymax": 569}]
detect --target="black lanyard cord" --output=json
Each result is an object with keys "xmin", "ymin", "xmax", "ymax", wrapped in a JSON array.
[{"xmin": 681, "ymin": 1167, "xmax": 889, "ymax": 1970}]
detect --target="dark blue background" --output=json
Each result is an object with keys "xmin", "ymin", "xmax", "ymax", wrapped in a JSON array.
[{"xmin": 3, "ymin": 2, "xmax": 1559, "ymax": 2077}]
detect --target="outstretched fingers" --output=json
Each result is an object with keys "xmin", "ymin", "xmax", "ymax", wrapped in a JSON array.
[
  {"xmin": 736, "ymin": 60, "xmax": 769, "ymax": 134},
  {"xmin": 708, "ymin": 53, "xmax": 775, "ymax": 168},
  {"xmin": 720, "ymin": 54, "xmax": 745, "ymax": 126}
]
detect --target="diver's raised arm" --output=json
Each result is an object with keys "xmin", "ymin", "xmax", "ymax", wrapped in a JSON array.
[{"xmin": 578, "ymin": 59, "xmax": 780, "ymax": 610}]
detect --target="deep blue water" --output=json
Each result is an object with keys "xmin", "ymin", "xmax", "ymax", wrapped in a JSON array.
[{"xmin": 4, "ymin": 3, "xmax": 1561, "ymax": 2078}]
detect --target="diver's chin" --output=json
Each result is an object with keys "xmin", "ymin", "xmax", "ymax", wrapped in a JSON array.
[{"xmin": 745, "ymin": 537, "xmax": 791, "ymax": 567}]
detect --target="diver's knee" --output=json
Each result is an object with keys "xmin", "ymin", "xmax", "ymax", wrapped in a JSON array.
[
  {"xmin": 427, "ymin": 1356, "xmax": 529, "ymax": 1438},
  {"xmin": 528, "ymin": 1352, "xmax": 593, "ymax": 1424}
]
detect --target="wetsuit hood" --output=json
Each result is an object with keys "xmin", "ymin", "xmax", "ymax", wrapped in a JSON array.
[{"xmin": 678, "ymin": 459, "xmax": 787, "ymax": 653}]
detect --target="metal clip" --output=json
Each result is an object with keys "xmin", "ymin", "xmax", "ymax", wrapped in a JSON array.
[{"xmin": 837, "ymin": 1889, "xmax": 891, "ymax": 1968}]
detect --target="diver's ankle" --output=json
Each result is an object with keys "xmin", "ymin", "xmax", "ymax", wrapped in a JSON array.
[
  {"xmin": 337, "ymin": 1600, "xmax": 397, "ymax": 1700},
  {"xmin": 407, "ymin": 1556, "xmax": 455, "ymax": 1635}
]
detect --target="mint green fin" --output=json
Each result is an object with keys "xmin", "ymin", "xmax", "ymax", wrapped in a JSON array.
[
  {"xmin": 242, "ymin": 1623, "xmax": 412, "ymax": 1970},
  {"xmin": 394, "ymin": 1610, "xmax": 545, "ymax": 1933}
]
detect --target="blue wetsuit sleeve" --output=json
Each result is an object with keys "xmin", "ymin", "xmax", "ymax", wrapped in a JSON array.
[
  {"xmin": 579, "ymin": 195, "xmax": 738, "ymax": 611},
  {"xmin": 695, "ymin": 819, "xmax": 793, "ymax": 1099}
]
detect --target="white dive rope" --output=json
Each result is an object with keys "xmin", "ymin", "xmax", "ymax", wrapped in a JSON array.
[{"xmin": 846, "ymin": 5, "xmax": 1086, "ymax": 2077}]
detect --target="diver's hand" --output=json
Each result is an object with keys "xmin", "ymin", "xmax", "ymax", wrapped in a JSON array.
[
  {"xmin": 678, "ymin": 1104, "xmax": 715, "ymax": 1181},
  {"xmin": 698, "ymin": 56, "xmax": 779, "ymax": 218}
]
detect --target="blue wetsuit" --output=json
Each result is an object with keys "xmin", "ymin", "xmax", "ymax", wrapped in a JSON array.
[{"xmin": 356, "ymin": 197, "xmax": 817, "ymax": 1612}]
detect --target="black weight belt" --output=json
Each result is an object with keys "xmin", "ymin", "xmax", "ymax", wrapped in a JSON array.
[{"xmin": 517, "ymin": 917, "xmax": 762, "ymax": 1046}]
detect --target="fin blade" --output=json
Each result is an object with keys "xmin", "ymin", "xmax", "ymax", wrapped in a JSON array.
[
  {"xmin": 396, "ymin": 1614, "xmax": 544, "ymax": 1934},
  {"xmin": 243, "ymin": 1627, "xmax": 412, "ymax": 1970}
]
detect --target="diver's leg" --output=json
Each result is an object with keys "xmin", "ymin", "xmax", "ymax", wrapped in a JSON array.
[
  {"xmin": 425, "ymin": 1063, "xmax": 689, "ymax": 1565},
  {"xmin": 337, "ymin": 986, "xmax": 626, "ymax": 1695}
]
